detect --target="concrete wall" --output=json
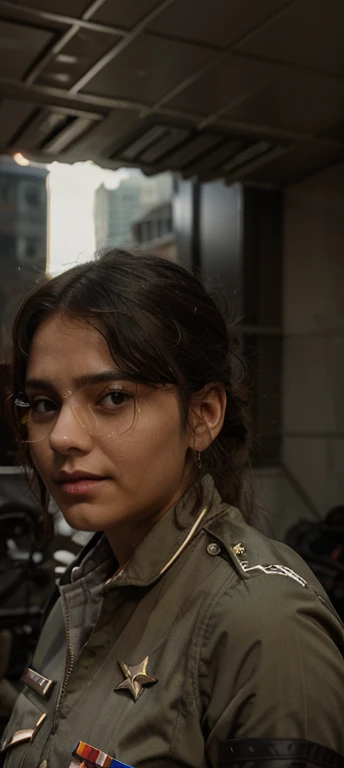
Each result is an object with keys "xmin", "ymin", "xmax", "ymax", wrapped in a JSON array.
[
  {"xmin": 251, "ymin": 466, "xmax": 314, "ymax": 540},
  {"xmin": 173, "ymin": 171, "xmax": 343, "ymax": 538},
  {"xmin": 282, "ymin": 162, "xmax": 344, "ymax": 518}
]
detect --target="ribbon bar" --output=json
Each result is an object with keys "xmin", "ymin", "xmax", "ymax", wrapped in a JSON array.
[{"xmin": 72, "ymin": 740, "xmax": 133, "ymax": 768}]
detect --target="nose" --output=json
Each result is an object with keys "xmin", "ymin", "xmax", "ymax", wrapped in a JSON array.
[{"xmin": 48, "ymin": 402, "xmax": 93, "ymax": 455}]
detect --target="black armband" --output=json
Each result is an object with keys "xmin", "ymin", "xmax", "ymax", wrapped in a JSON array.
[{"xmin": 218, "ymin": 738, "xmax": 344, "ymax": 768}]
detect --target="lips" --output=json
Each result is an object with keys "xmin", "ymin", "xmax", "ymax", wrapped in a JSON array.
[
  {"xmin": 54, "ymin": 470, "xmax": 108, "ymax": 496},
  {"xmin": 54, "ymin": 469, "xmax": 105, "ymax": 483}
]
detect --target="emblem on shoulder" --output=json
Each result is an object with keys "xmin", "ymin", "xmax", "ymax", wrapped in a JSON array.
[
  {"xmin": 232, "ymin": 542, "xmax": 246, "ymax": 556},
  {"xmin": 231, "ymin": 543, "xmax": 308, "ymax": 587}
]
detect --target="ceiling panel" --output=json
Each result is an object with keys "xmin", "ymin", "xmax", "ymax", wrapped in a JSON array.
[
  {"xmin": 244, "ymin": 143, "xmax": 344, "ymax": 185},
  {"xmin": 225, "ymin": 71, "xmax": 344, "ymax": 136},
  {"xmin": 156, "ymin": 132, "xmax": 222, "ymax": 171},
  {"xmin": 0, "ymin": 98, "xmax": 36, "ymax": 146},
  {"xmin": 139, "ymin": 127, "xmax": 189, "ymax": 163},
  {"xmin": 35, "ymin": 28, "xmax": 119, "ymax": 89},
  {"xmin": 168, "ymin": 53, "xmax": 279, "ymax": 116},
  {"xmin": 184, "ymin": 137, "xmax": 246, "ymax": 176},
  {"xmin": 9, "ymin": 0, "xmax": 91, "ymax": 16},
  {"xmin": 236, "ymin": 0, "xmax": 344, "ymax": 77},
  {"xmin": 102, "ymin": 119, "xmax": 283, "ymax": 180},
  {"xmin": 119, "ymin": 125, "xmax": 171, "ymax": 161},
  {"xmin": 0, "ymin": 5, "xmax": 66, "ymax": 34},
  {"xmin": 7, "ymin": 104, "xmax": 96, "ymax": 155},
  {"xmin": 0, "ymin": 19, "xmax": 54, "ymax": 80},
  {"xmin": 81, "ymin": 33, "xmax": 215, "ymax": 105},
  {"xmin": 92, "ymin": 0, "xmax": 163, "ymax": 29},
  {"xmin": 148, "ymin": 0, "xmax": 291, "ymax": 48},
  {"xmin": 43, "ymin": 116, "xmax": 94, "ymax": 153},
  {"xmin": 72, "ymin": 108, "xmax": 141, "ymax": 159},
  {"xmin": 9, "ymin": 108, "xmax": 67, "ymax": 150},
  {"xmin": 0, "ymin": 0, "xmax": 343, "ymax": 185}
]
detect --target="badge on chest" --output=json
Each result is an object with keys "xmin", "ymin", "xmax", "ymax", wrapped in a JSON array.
[
  {"xmin": 69, "ymin": 740, "xmax": 133, "ymax": 768},
  {"xmin": 23, "ymin": 667, "xmax": 55, "ymax": 698},
  {"xmin": 113, "ymin": 656, "xmax": 158, "ymax": 702}
]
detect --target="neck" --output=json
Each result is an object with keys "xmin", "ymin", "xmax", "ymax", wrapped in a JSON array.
[
  {"xmin": 105, "ymin": 513, "xmax": 162, "ymax": 568},
  {"xmin": 104, "ymin": 473, "xmax": 196, "ymax": 566}
]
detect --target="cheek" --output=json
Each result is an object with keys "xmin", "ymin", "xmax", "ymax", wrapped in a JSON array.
[
  {"xmin": 108, "ymin": 421, "xmax": 182, "ymax": 469},
  {"xmin": 135, "ymin": 421, "xmax": 187, "ymax": 466}
]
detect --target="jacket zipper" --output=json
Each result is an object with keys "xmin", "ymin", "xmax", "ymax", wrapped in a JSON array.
[{"xmin": 52, "ymin": 596, "xmax": 75, "ymax": 731}]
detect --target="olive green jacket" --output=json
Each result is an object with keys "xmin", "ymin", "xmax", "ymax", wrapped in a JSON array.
[{"xmin": 2, "ymin": 477, "xmax": 344, "ymax": 768}]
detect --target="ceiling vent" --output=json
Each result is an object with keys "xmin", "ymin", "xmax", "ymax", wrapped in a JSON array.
[{"xmin": 112, "ymin": 123, "xmax": 287, "ymax": 181}]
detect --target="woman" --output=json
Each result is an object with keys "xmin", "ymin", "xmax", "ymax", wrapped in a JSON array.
[{"xmin": 1, "ymin": 249, "xmax": 344, "ymax": 768}]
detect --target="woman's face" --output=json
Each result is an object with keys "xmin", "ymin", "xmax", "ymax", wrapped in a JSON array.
[{"xmin": 25, "ymin": 313, "xmax": 194, "ymax": 553}]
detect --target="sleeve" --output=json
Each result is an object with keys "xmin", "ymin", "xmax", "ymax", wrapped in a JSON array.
[{"xmin": 197, "ymin": 574, "xmax": 344, "ymax": 767}]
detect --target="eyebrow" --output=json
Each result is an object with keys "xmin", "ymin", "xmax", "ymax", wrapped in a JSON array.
[{"xmin": 25, "ymin": 370, "xmax": 138, "ymax": 391}]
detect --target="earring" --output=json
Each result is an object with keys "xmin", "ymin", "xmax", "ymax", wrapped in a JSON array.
[{"xmin": 197, "ymin": 451, "xmax": 202, "ymax": 471}]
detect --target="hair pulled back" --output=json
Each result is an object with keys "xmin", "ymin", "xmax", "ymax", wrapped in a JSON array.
[{"xmin": 10, "ymin": 248, "xmax": 252, "ymax": 524}]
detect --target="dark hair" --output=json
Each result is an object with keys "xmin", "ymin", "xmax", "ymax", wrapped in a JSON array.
[{"xmin": 10, "ymin": 248, "xmax": 252, "ymax": 527}]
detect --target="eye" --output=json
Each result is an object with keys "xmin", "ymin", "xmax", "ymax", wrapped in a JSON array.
[
  {"xmin": 31, "ymin": 397, "xmax": 58, "ymax": 416},
  {"xmin": 99, "ymin": 390, "xmax": 133, "ymax": 408}
]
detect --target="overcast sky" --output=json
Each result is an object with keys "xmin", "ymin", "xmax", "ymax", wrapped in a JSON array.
[{"xmin": 47, "ymin": 160, "xmax": 128, "ymax": 274}]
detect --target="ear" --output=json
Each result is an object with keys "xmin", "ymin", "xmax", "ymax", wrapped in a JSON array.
[{"xmin": 188, "ymin": 383, "xmax": 226, "ymax": 452}]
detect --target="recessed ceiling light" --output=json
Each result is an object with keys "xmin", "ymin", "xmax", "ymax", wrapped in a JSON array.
[
  {"xmin": 49, "ymin": 72, "xmax": 71, "ymax": 83},
  {"xmin": 55, "ymin": 54, "xmax": 78, "ymax": 64}
]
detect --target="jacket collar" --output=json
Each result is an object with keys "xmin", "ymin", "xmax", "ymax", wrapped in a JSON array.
[{"xmin": 70, "ymin": 475, "xmax": 224, "ymax": 589}]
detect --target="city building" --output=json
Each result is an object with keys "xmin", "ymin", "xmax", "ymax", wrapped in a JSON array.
[
  {"xmin": 0, "ymin": 156, "xmax": 48, "ymax": 358},
  {"xmin": 94, "ymin": 170, "xmax": 172, "ymax": 250},
  {"xmin": 132, "ymin": 202, "xmax": 176, "ymax": 262}
]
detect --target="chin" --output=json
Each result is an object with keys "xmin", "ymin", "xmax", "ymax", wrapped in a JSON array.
[{"xmin": 60, "ymin": 503, "xmax": 108, "ymax": 533}]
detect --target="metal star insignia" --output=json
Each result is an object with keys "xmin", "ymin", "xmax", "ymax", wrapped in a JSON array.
[{"xmin": 114, "ymin": 656, "xmax": 158, "ymax": 701}]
